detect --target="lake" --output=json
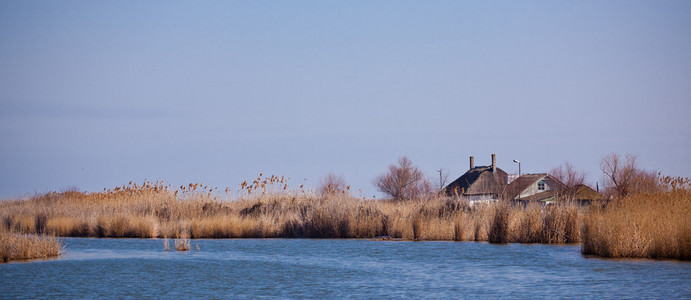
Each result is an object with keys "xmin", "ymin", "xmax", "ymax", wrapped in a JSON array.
[{"xmin": 1, "ymin": 238, "xmax": 690, "ymax": 298}]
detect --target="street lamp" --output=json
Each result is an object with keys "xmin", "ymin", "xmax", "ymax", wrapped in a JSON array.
[{"xmin": 513, "ymin": 159, "xmax": 521, "ymax": 177}]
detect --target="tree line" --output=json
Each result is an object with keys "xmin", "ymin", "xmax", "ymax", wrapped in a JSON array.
[{"xmin": 319, "ymin": 153, "xmax": 664, "ymax": 201}]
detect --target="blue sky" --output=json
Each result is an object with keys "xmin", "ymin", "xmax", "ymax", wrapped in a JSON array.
[{"xmin": 1, "ymin": 1, "xmax": 690, "ymax": 198}]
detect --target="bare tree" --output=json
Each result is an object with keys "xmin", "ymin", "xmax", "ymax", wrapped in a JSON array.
[
  {"xmin": 436, "ymin": 168, "xmax": 450, "ymax": 194},
  {"xmin": 630, "ymin": 169, "xmax": 661, "ymax": 194},
  {"xmin": 318, "ymin": 173, "xmax": 349, "ymax": 196},
  {"xmin": 600, "ymin": 153, "xmax": 659, "ymax": 198},
  {"xmin": 550, "ymin": 162, "xmax": 586, "ymax": 200},
  {"xmin": 373, "ymin": 156, "xmax": 433, "ymax": 201}
]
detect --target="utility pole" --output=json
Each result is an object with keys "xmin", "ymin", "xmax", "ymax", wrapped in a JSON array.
[
  {"xmin": 437, "ymin": 169, "xmax": 443, "ymax": 191},
  {"xmin": 437, "ymin": 168, "xmax": 447, "ymax": 193}
]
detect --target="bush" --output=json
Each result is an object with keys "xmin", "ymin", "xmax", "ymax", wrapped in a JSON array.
[{"xmin": 318, "ymin": 173, "xmax": 349, "ymax": 196}]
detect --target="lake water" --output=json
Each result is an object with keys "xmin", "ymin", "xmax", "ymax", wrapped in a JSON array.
[{"xmin": 1, "ymin": 238, "xmax": 690, "ymax": 299}]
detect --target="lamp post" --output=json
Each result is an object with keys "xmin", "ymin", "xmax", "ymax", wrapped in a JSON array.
[{"xmin": 513, "ymin": 159, "xmax": 521, "ymax": 177}]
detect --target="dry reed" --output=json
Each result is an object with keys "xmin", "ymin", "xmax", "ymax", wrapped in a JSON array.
[
  {"xmin": 0, "ymin": 180, "xmax": 584, "ymax": 243},
  {"xmin": 582, "ymin": 188, "xmax": 690, "ymax": 259},
  {"xmin": 0, "ymin": 227, "xmax": 62, "ymax": 262},
  {"xmin": 1, "ymin": 177, "xmax": 687, "ymax": 260},
  {"xmin": 175, "ymin": 238, "xmax": 191, "ymax": 251}
]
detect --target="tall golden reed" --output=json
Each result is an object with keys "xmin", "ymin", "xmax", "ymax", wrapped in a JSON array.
[
  {"xmin": 2, "ymin": 177, "xmax": 688, "ymax": 260},
  {"xmin": 0, "ymin": 227, "xmax": 62, "ymax": 262},
  {"xmin": 0, "ymin": 179, "xmax": 583, "ymax": 243},
  {"xmin": 582, "ymin": 188, "xmax": 690, "ymax": 259}
]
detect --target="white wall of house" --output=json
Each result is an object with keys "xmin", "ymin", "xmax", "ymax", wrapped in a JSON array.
[
  {"xmin": 464, "ymin": 195, "xmax": 497, "ymax": 206},
  {"xmin": 463, "ymin": 194, "xmax": 497, "ymax": 203}
]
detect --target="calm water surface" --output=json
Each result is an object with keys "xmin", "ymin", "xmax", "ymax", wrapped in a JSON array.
[{"xmin": 1, "ymin": 238, "xmax": 690, "ymax": 299}]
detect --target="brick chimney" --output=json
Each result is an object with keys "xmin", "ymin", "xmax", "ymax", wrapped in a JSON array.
[
  {"xmin": 469, "ymin": 156, "xmax": 474, "ymax": 170},
  {"xmin": 491, "ymin": 154, "xmax": 496, "ymax": 173}
]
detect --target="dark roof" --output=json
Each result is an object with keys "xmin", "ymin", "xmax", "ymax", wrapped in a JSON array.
[{"xmin": 445, "ymin": 166, "xmax": 508, "ymax": 196}]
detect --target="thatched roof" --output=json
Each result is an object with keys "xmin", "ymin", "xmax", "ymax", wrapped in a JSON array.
[
  {"xmin": 504, "ymin": 174, "xmax": 546, "ymax": 200},
  {"xmin": 507, "ymin": 174, "xmax": 604, "ymax": 203},
  {"xmin": 503, "ymin": 173, "xmax": 565, "ymax": 200},
  {"xmin": 573, "ymin": 184, "xmax": 602, "ymax": 201},
  {"xmin": 444, "ymin": 166, "xmax": 508, "ymax": 196}
]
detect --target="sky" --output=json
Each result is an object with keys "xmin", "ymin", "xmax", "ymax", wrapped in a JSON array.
[{"xmin": 1, "ymin": 1, "xmax": 690, "ymax": 199}]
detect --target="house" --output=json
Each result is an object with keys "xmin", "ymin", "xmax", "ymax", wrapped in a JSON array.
[
  {"xmin": 444, "ymin": 154, "xmax": 508, "ymax": 203},
  {"xmin": 570, "ymin": 184, "xmax": 606, "ymax": 205},
  {"xmin": 504, "ymin": 174, "xmax": 604, "ymax": 205},
  {"xmin": 504, "ymin": 173, "xmax": 563, "ymax": 204},
  {"xmin": 444, "ymin": 154, "xmax": 604, "ymax": 205}
]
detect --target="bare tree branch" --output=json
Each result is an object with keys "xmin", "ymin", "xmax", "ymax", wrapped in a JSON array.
[
  {"xmin": 550, "ymin": 161, "xmax": 586, "ymax": 200},
  {"xmin": 373, "ymin": 156, "xmax": 433, "ymax": 201},
  {"xmin": 436, "ymin": 168, "xmax": 450, "ymax": 194},
  {"xmin": 600, "ymin": 153, "xmax": 660, "ymax": 198}
]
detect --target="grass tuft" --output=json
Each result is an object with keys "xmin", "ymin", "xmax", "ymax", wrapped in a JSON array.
[
  {"xmin": 175, "ymin": 238, "xmax": 191, "ymax": 251},
  {"xmin": 0, "ymin": 227, "xmax": 62, "ymax": 262}
]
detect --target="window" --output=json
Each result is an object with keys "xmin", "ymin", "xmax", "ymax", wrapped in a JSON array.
[{"xmin": 538, "ymin": 180, "xmax": 545, "ymax": 191}]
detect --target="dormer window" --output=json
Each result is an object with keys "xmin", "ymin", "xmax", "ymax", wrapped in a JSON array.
[{"xmin": 538, "ymin": 180, "xmax": 545, "ymax": 191}]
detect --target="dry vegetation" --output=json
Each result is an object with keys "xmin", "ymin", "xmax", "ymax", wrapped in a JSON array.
[
  {"xmin": 582, "ymin": 176, "xmax": 691, "ymax": 259},
  {"xmin": 175, "ymin": 238, "xmax": 191, "ymax": 251},
  {"xmin": 0, "ymin": 227, "xmax": 62, "ymax": 262},
  {"xmin": 0, "ymin": 178, "xmax": 584, "ymax": 244},
  {"xmin": 1, "ymin": 173, "xmax": 688, "ymax": 261}
]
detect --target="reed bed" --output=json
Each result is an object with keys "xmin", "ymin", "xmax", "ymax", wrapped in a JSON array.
[
  {"xmin": 0, "ymin": 179, "xmax": 584, "ymax": 244},
  {"xmin": 3, "ymin": 176, "xmax": 688, "ymax": 260},
  {"xmin": 582, "ymin": 188, "xmax": 691, "ymax": 259},
  {"xmin": 0, "ymin": 227, "xmax": 62, "ymax": 262}
]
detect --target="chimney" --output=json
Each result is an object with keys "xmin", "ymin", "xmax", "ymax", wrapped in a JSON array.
[
  {"xmin": 469, "ymin": 156, "xmax": 474, "ymax": 170},
  {"xmin": 491, "ymin": 154, "xmax": 496, "ymax": 173}
]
